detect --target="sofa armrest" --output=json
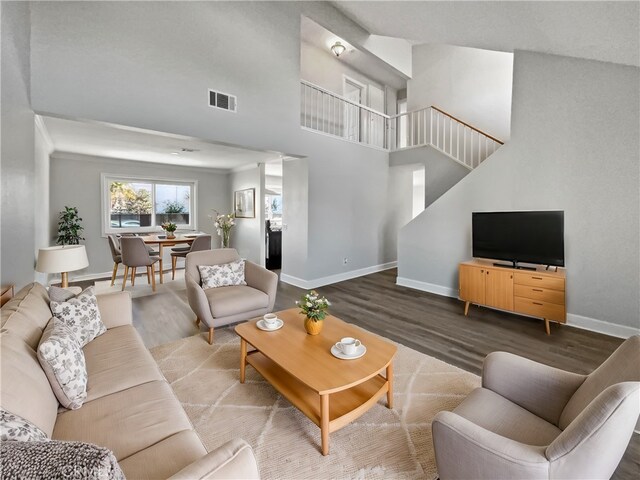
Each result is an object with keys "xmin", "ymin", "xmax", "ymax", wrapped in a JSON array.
[
  {"xmin": 96, "ymin": 291, "xmax": 132, "ymax": 329},
  {"xmin": 432, "ymin": 411, "xmax": 549, "ymax": 480},
  {"xmin": 482, "ymin": 352, "xmax": 586, "ymax": 425},
  {"xmin": 244, "ymin": 261, "xmax": 278, "ymax": 311},
  {"xmin": 186, "ymin": 274, "xmax": 214, "ymax": 325},
  {"xmin": 169, "ymin": 439, "xmax": 259, "ymax": 480}
]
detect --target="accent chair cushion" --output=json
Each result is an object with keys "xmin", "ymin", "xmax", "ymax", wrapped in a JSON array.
[
  {"xmin": 204, "ymin": 285, "xmax": 269, "ymax": 319},
  {"xmin": 198, "ymin": 260, "xmax": 247, "ymax": 289},
  {"xmin": 37, "ymin": 318, "xmax": 88, "ymax": 410},
  {"xmin": 0, "ymin": 440, "xmax": 124, "ymax": 480},
  {"xmin": 49, "ymin": 286, "xmax": 106, "ymax": 346},
  {"xmin": 0, "ymin": 409, "xmax": 49, "ymax": 442}
]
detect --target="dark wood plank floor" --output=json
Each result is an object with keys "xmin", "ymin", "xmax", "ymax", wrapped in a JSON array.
[{"xmin": 73, "ymin": 267, "xmax": 638, "ymax": 478}]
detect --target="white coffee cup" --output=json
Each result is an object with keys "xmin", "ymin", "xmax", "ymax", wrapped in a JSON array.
[
  {"xmin": 263, "ymin": 313, "xmax": 278, "ymax": 327},
  {"xmin": 336, "ymin": 337, "xmax": 361, "ymax": 356}
]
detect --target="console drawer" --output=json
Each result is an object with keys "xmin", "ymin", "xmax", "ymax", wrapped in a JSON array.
[
  {"xmin": 514, "ymin": 284, "xmax": 565, "ymax": 304},
  {"xmin": 515, "ymin": 297, "xmax": 566, "ymax": 322},
  {"xmin": 513, "ymin": 272, "xmax": 564, "ymax": 290}
]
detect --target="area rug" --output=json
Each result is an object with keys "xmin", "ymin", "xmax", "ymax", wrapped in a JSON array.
[{"xmin": 150, "ymin": 328, "xmax": 480, "ymax": 479}]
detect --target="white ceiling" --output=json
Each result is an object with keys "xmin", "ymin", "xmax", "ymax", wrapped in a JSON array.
[
  {"xmin": 335, "ymin": 1, "xmax": 640, "ymax": 67},
  {"xmin": 42, "ymin": 116, "xmax": 283, "ymax": 170},
  {"xmin": 301, "ymin": 16, "xmax": 407, "ymax": 90}
]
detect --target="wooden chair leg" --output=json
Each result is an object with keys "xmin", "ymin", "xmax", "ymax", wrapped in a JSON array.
[
  {"xmin": 172, "ymin": 256, "xmax": 177, "ymax": 280},
  {"xmin": 208, "ymin": 328, "xmax": 214, "ymax": 345},
  {"xmin": 195, "ymin": 317, "xmax": 201, "ymax": 327},
  {"xmin": 146, "ymin": 266, "xmax": 151, "ymax": 284},
  {"xmin": 111, "ymin": 263, "xmax": 119, "ymax": 287},
  {"xmin": 150, "ymin": 263, "xmax": 157, "ymax": 292},
  {"xmin": 122, "ymin": 266, "xmax": 129, "ymax": 291},
  {"xmin": 131, "ymin": 267, "xmax": 137, "ymax": 286}
]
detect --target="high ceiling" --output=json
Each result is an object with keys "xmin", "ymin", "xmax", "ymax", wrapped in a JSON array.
[
  {"xmin": 42, "ymin": 116, "xmax": 283, "ymax": 170},
  {"xmin": 334, "ymin": 1, "xmax": 640, "ymax": 67}
]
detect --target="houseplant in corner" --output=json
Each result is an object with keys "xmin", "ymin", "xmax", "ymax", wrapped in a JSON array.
[
  {"xmin": 296, "ymin": 290, "xmax": 331, "ymax": 335},
  {"xmin": 161, "ymin": 222, "xmax": 177, "ymax": 239},
  {"xmin": 56, "ymin": 206, "xmax": 85, "ymax": 245},
  {"xmin": 213, "ymin": 211, "xmax": 235, "ymax": 248}
]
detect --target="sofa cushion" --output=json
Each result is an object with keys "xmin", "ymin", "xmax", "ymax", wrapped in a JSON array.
[
  {"xmin": 199, "ymin": 261, "xmax": 246, "ymax": 289},
  {"xmin": 1, "ymin": 440, "xmax": 124, "ymax": 480},
  {"xmin": 0, "ymin": 331, "xmax": 59, "ymax": 437},
  {"xmin": 454, "ymin": 387, "xmax": 562, "ymax": 446},
  {"xmin": 53, "ymin": 381, "xmax": 193, "ymax": 460},
  {"xmin": 38, "ymin": 318, "xmax": 88, "ymax": 409},
  {"xmin": 0, "ymin": 409, "xmax": 49, "ymax": 442},
  {"xmin": 50, "ymin": 286, "xmax": 106, "ymax": 347},
  {"xmin": 118, "ymin": 430, "xmax": 207, "ymax": 480},
  {"xmin": 1, "ymin": 283, "xmax": 52, "ymax": 350},
  {"xmin": 83, "ymin": 325, "xmax": 163, "ymax": 402},
  {"xmin": 204, "ymin": 285, "xmax": 269, "ymax": 319}
]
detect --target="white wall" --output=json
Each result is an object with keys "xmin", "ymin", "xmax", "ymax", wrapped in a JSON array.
[
  {"xmin": 229, "ymin": 165, "xmax": 265, "ymax": 265},
  {"xmin": 1, "ymin": 2, "xmax": 36, "ymax": 289},
  {"xmin": 34, "ymin": 117, "xmax": 53, "ymax": 283},
  {"xmin": 49, "ymin": 154, "xmax": 230, "ymax": 277},
  {"xmin": 408, "ymin": 44, "xmax": 513, "ymax": 142},
  {"xmin": 398, "ymin": 51, "xmax": 640, "ymax": 332}
]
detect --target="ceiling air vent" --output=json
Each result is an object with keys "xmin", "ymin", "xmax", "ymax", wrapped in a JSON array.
[{"xmin": 208, "ymin": 89, "xmax": 237, "ymax": 113}]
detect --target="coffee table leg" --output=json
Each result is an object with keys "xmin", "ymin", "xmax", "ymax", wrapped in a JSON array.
[
  {"xmin": 386, "ymin": 361, "xmax": 394, "ymax": 409},
  {"xmin": 240, "ymin": 338, "xmax": 247, "ymax": 383},
  {"xmin": 321, "ymin": 394, "xmax": 330, "ymax": 456}
]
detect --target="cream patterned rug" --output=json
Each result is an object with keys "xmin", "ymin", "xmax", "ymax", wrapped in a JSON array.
[{"xmin": 150, "ymin": 328, "xmax": 480, "ymax": 479}]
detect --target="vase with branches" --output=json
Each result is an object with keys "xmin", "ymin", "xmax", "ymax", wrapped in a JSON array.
[
  {"xmin": 213, "ymin": 210, "xmax": 235, "ymax": 248},
  {"xmin": 56, "ymin": 206, "xmax": 85, "ymax": 245}
]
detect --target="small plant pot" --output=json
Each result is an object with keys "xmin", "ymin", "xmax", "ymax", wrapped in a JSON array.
[
  {"xmin": 167, "ymin": 233, "xmax": 176, "ymax": 239},
  {"xmin": 304, "ymin": 317, "xmax": 323, "ymax": 335}
]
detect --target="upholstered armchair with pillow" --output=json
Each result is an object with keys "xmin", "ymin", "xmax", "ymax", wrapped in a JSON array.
[
  {"xmin": 432, "ymin": 335, "xmax": 640, "ymax": 479},
  {"xmin": 185, "ymin": 248, "xmax": 278, "ymax": 344}
]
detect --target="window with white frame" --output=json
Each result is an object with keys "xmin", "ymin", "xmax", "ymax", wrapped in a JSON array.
[{"xmin": 102, "ymin": 174, "xmax": 197, "ymax": 234}]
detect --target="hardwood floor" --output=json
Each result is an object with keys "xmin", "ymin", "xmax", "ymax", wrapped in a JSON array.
[{"xmin": 74, "ymin": 267, "xmax": 638, "ymax": 478}]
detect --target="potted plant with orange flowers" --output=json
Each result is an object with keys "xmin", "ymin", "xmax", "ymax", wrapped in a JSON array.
[{"xmin": 296, "ymin": 290, "xmax": 331, "ymax": 335}]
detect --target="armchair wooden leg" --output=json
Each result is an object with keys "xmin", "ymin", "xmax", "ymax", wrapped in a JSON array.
[
  {"xmin": 110, "ymin": 263, "xmax": 119, "ymax": 287},
  {"xmin": 131, "ymin": 267, "xmax": 137, "ymax": 286},
  {"xmin": 150, "ymin": 263, "xmax": 157, "ymax": 292},
  {"xmin": 172, "ymin": 256, "xmax": 177, "ymax": 280},
  {"xmin": 122, "ymin": 266, "xmax": 129, "ymax": 291},
  {"xmin": 195, "ymin": 317, "xmax": 201, "ymax": 327},
  {"xmin": 208, "ymin": 328, "xmax": 214, "ymax": 345}
]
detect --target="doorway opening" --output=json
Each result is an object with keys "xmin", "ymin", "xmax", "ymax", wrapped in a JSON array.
[{"xmin": 265, "ymin": 159, "xmax": 283, "ymax": 270}]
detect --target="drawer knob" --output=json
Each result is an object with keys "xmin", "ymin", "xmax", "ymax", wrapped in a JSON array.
[
  {"xmin": 532, "ymin": 276, "xmax": 543, "ymax": 280},
  {"xmin": 532, "ymin": 288, "xmax": 543, "ymax": 292},
  {"xmin": 533, "ymin": 302, "xmax": 543, "ymax": 306}
]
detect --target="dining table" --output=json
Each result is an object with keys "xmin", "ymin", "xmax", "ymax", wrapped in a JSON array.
[{"xmin": 138, "ymin": 233, "xmax": 196, "ymax": 283}]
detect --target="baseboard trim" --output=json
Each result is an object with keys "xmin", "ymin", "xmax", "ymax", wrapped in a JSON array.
[
  {"xmin": 281, "ymin": 262, "xmax": 397, "ymax": 290},
  {"xmin": 396, "ymin": 277, "xmax": 639, "ymax": 339},
  {"xmin": 566, "ymin": 313, "xmax": 639, "ymax": 339},
  {"xmin": 396, "ymin": 276, "xmax": 458, "ymax": 298}
]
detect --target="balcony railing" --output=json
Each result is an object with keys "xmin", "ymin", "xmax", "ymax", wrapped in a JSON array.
[{"xmin": 300, "ymin": 80, "xmax": 503, "ymax": 169}]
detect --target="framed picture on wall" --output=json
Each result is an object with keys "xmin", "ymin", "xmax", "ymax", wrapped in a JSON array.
[{"xmin": 234, "ymin": 188, "xmax": 255, "ymax": 218}]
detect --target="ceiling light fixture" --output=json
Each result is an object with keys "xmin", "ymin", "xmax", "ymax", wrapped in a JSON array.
[
  {"xmin": 170, "ymin": 152, "xmax": 180, "ymax": 155},
  {"xmin": 331, "ymin": 41, "xmax": 346, "ymax": 57}
]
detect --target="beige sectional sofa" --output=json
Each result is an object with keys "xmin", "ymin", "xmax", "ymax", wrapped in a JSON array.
[{"xmin": 1, "ymin": 283, "xmax": 259, "ymax": 479}]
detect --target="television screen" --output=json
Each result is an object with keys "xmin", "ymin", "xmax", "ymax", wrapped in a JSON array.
[{"xmin": 472, "ymin": 211, "xmax": 564, "ymax": 267}]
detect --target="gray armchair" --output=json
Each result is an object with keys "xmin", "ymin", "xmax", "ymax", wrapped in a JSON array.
[
  {"xmin": 432, "ymin": 335, "xmax": 640, "ymax": 479},
  {"xmin": 185, "ymin": 248, "xmax": 278, "ymax": 344}
]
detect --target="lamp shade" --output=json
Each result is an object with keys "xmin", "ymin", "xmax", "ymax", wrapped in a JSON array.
[{"xmin": 36, "ymin": 245, "xmax": 89, "ymax": 274}]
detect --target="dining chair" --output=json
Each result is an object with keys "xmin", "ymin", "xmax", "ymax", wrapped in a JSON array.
[
  {"xmin": 120, "ymin": 237, "xmax": 160, "ymax": 292},
  {"xmin": 171, "ymin": 235, "xmax": 212, "ymax": 280}
]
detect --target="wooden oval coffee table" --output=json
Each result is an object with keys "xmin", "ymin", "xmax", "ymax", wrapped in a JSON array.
[{"xmin": 235, "ymin": 308, "xmax": 397, "ymax": 455}]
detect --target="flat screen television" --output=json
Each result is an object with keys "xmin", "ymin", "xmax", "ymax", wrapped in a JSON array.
[{"xmin": 472, "ymin": 211, "xmax": 564, "ymax": 267}]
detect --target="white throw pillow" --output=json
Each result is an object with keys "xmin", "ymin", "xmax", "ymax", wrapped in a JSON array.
[
  {"xmin": 49, "ymin": 286, "xmax": 106, "ymax": 347},
  {"xmin": 37, "ymin": 318, "xmax": 88, "ymax": 410},
  {"xmin": 199, "ymin": 260, "xmax": 247, "ymax": 289},
  {"xmin": 0, "ymin": 409, "xmax": 49, "ymax": 442}
]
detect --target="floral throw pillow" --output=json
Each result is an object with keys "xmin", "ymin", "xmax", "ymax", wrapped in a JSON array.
[
  {"xmin": 37, "ymin": 318, "xmax": 88, "ymax": 410},
  {"xmin": 0, "ymin": 409, "xmax": 49, "ymax": 442},
  {"xmin": 50, "ymin": 286, "xmax": 106, "ymax": 347},
  {"xmin": 199, "ymin": 260, "xmax": 247, "ymax": 289}
]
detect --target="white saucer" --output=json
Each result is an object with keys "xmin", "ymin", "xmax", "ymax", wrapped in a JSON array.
[
  {"xmin": 330, "ymin": 344, "xmax": 367, "ymax": 360},
  {"xmin": 256, "ymin": 319, "xmax": 283, "ymax": 331}
]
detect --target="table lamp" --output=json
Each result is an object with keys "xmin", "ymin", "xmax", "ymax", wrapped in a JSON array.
[{"xmin": 36, "ymin": 245, "xmax": 89, "ymax": 288}]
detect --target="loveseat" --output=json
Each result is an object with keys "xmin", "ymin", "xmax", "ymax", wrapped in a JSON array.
[{"xmin": 1, "ymin": 282, "xmax": 260, "ymax": 479}]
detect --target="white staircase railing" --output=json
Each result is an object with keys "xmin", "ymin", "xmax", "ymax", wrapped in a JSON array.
[
  {"xmin": 390, "ymin": 106, "xmax": 504, "ymax": 169},
  {"xmin": 300, "ymin": 80, "xmax": 390, "ymax": 150},
  {"xmin": 300, "ymin": 80, "xmax": 503, "ymax": 168}
]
